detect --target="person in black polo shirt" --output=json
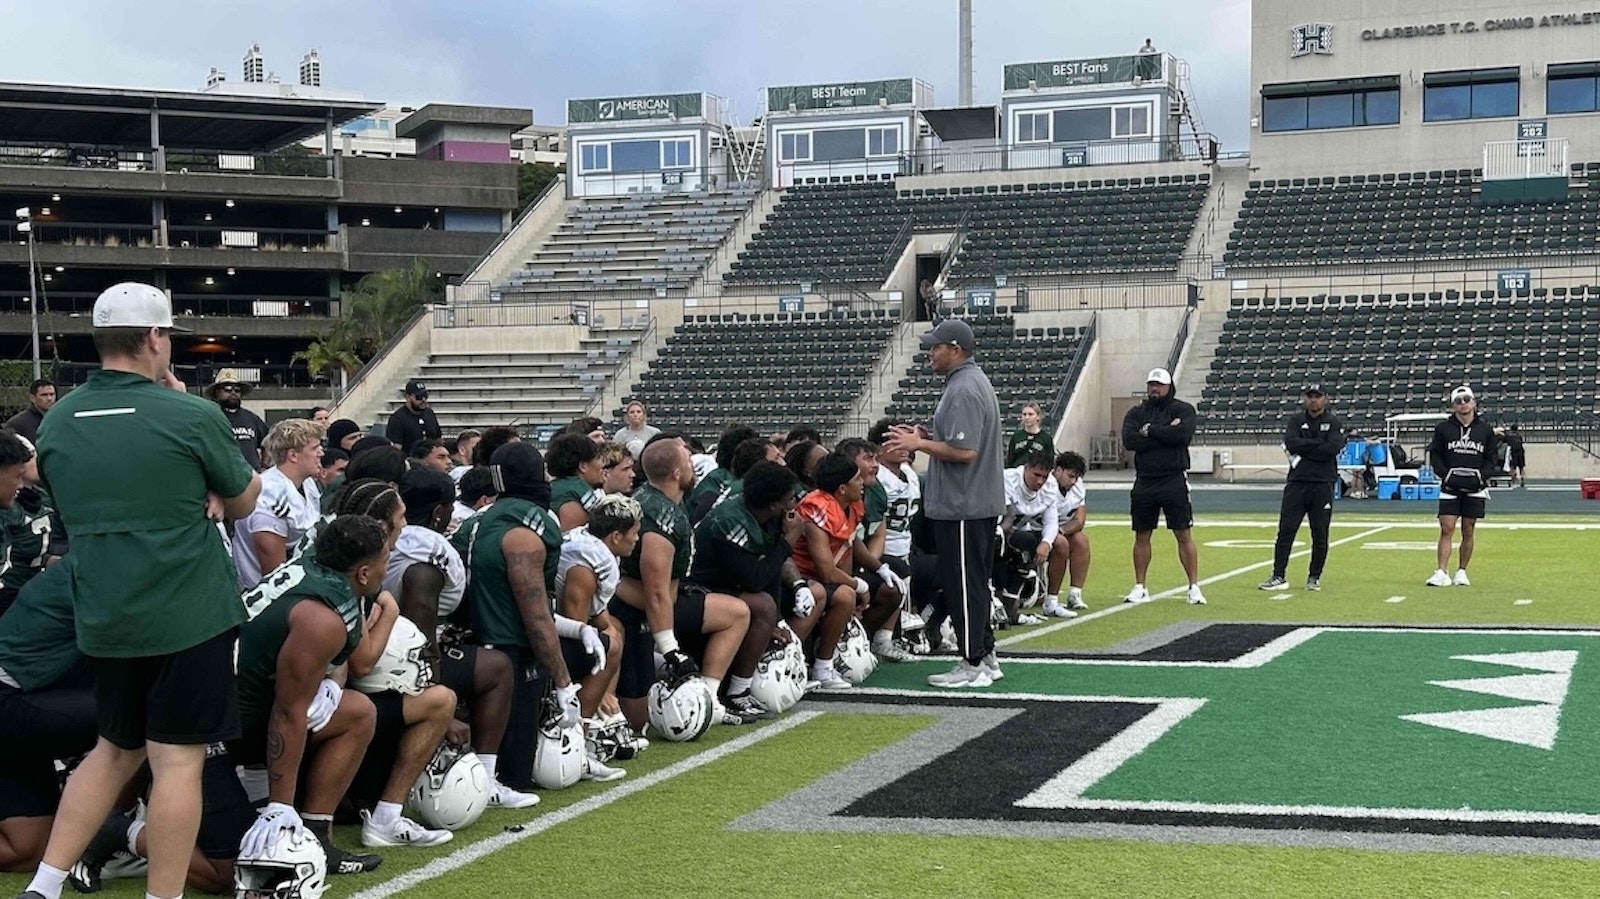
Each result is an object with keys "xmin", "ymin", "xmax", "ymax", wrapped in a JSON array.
[
  {"xmin": 384, "ymin": 380, "xmax": 440, "ymax": 452},
  {"xmin": 1259, "ymin": 383, "xmax": 1343, "ymax": 592}
]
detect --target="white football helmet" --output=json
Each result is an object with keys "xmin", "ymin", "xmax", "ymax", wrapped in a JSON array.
[
  {"xmin": 833, "ymin": 618, "xmax": 878, "ymax": 685},
  {"xmin": 647, "ymin": 677, "xmax": 713, "ymax": 743},
  {"xmin": 533, "ymin": 698, "xmax": 586, "ymax": 790},
  {"xmin": 585, "ymin": 713, "xmax": 648, "ymax": 763},
  {"xmin": 233, "ymin": 826, "xmax": 327, "ymax": 899},
  {"xmin": 1016, "ymin": 566, "xmax": 1045, "ymax": 609},
  {"xmin": 350, "ymin": 616, "xmax": 432, "ymax": 695},
  {"xmin": 750, "ymin": 630, "xmax": 807, "ymax": 714},
  {"xmin": 406, "ymin": 743, "xmax": 490, "ymax": 831}
]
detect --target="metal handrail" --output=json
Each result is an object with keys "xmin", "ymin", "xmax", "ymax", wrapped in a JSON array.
[
  {"xmin": 1048, "ymin": 312, "xmax": 1097, "ymax": 423},
  {"xmin": 881, "ymin": 213, "xmax": 914, "ymax": 267},
  {"xmin": 1166, "ymin": 303, "xmax": 1194, "ymax": 375}
]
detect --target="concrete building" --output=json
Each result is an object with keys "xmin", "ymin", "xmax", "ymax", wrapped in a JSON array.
[{"xmin": 0, "ymin": 81, "xmax": 522, "ymax": 392}]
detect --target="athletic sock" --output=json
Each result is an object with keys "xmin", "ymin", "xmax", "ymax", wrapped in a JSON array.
[
  {"xmin": 727, "ymin": 675, "xmax": 752, "ymax": 695},
  {"xmin": 127, "ymin": 817, "xmax": 146, "ymax": 857},
  {"xmin": 700, "ymin": 676, "xmax": 721, "ymax": 698},
  {"xmin": 479, "ymin": 753, "xmax": 498, "ymax": 782},
  {"xmin": 25, "ymin": 862, "xmax": 68, "ymax": 899},
  {"xmin": 371, "ymin": 801, "xmax": 402, "ymax": 827},
  {"xmin": 146, "ymin": 892, "xmax": 180, "ymax": 899},
  {"xmin": 303, "ymin": 812, "xmax": 333, "ymax": 841},
  {"xmin": 811, "ymin": 659, "xmax": 834, "ymax": 679}
]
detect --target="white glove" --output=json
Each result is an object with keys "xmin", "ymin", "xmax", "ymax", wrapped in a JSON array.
[
  {"xmin": 579, "ymin": 624, "xmax": 606, "ymax": 676},
  {"xmin": 853, "ymin": 576, "xmax": 870, "ymax": 597},
  {"xmin": 240, "ymin": 802, "xmax": 304, "ymax": 858},
  {"xmin": 554, "ymin": 683, "xmax": 582, "ymax": 730},
  {"xmin": 876, "ymin": 563, "xmax": 909, "ymax": 598},
  {"xmin": 792, "ymin": 584, "xmax": 816, "ymax": 618},
  {"xmin": 305, "ymin": 678, "xmax": 341, "ymax": 733}
]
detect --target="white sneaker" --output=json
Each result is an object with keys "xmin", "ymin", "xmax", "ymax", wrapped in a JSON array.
[
  {"xmin": 927, "ymin": 660, "xmax": 993, "ymax": 688},
  {"xmin": 981, "ymin": 652, "xmax": 1004, "ymax": 682},
  {"xmin": 582, "ymin": 755, "xmax": 627, "ymax": 782},
  {"xmin": 488, "ymin": 781, "xmax": 539, "ymax": 809},
  {"xmin": 359, "ymin": 810, "xmax": 453, "ymax": 848},
  {"xmin": 1425, "ymin": 569, "xmax": 1452, "ymax": 587},
  {"xmin": 1454, "ymin": 569, "xmax": 1471, "ymax": 587},
  {"xmin": 1065, "ymin": 590, "xmax": 1088, "ymax": 611},
  {"xmin": 872, "ymin": 639, "xmax": 915, "ymax": 662},
  {"xmin": 1123, "ymin": 585, "xmax": 1151, "ymax": 604},
  {"xmin": 812, "ymin": 668, "xmax": 852, "ymax": 691},
  {"xmin": 1041, "ymin": 601, "xmax": 1078, "ymax": 619},
  {"xmin": 1187, "ymin": 585, "xmax": 1207, "ymax": 605},
  {"xmin": 1015, "ymin": 613, "xmax": 1046, "ymax": 626}
]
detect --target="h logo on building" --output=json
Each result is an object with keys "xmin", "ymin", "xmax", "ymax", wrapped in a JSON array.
[{"xmin": 1290, "ymin": 23, "xmax": 1333, "ymax": 57}]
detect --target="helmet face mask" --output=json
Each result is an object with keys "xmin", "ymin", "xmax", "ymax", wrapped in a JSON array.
[
  {"xmin": 406, "ymin": 743, "xmax": 489, "ymax": 831},
  {"xmin": 233, "ymin": 827, "xmax": 327, "ymax": 899},
  {"xmin": 351, "ymin": 617, "xmax": 432, "ymax": 695},
  {"xmin": 533, "ymin": 697, "xmax": 587, "ymax": 789},
  {"xmin": 833, "ymin": 618, "xmax": 878, "ymax": 685},
  {"xmin": 648, "ymin": 677, "xmax": 713, "ymax": 742}
]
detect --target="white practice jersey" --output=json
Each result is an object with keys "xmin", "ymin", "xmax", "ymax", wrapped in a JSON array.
[
  {"xmin": 877, "ymin": 463, "xmax": 921, "ymax": 560},
  {"xmin": 1056, "ymin": 478, "xmax": 1087, "ymax": 519},
  {"xmin": 383, "ymin": 525, "xmax": 468, "ymax": 617},
  {"xmin": 555, "ymin": 528, "xmax": 619, "ymax": 619},
  {"xmin": 1003, "ymin": 465, "xmax": 1061, "ymax": 538},
  {"xmin": 234, "ymin": 466, "xmax": 322, "ymax": 589}
]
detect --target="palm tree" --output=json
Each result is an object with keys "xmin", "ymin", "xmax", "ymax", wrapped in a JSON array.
[
  {"xmin": 293, "ymin": 324, "xmax": 363, "ymax": 400},
  {"xmin": 340, "ymin": 258, "xmax": 443, "ymax": 356}
]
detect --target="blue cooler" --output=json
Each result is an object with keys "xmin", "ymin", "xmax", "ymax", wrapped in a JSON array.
[
  {"xmin": 1420, "ymin": 483, "xmax": 1441, "ymax": 500},
  {"xmin": 1367, "ymin": 443, "xmax": 1389, "ymax": 465},
  {"xmin": 1401, "ymin": 484, "xmax": 1420, "ymax": 500},
  {"xmin": 1377, "ymin": 476, "xmax": 1401, "ymax": 500}
]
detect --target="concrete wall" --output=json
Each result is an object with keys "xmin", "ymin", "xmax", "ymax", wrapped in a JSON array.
[
  {"xmin": 898, "ymin": 159, "xmax": 1215, "ymax": 193},
  {"xmin": 344, "ymin": 227, "xmax": 499, "ymax": 276},
  {"xmin": 1055, "ymin": 338, "xmax": 1108, "ymax": 457},
  {"xmin": 326, "ymin": 308, "xmax": 436, "ymax": 424},
  {"xmin": 1250, "ymin": 0, "xmax": 1600, "ymax": 178},
  {"xmin": 431, "ymin": 324, "xmax": 586, "ymax": 354},
  {"xmin": 883, "ymin": 232, "xmax": 954, "ymax": 299},
  {"xmin": 340, "ymin": 156, "xmax": 518, "ymax": 210}
]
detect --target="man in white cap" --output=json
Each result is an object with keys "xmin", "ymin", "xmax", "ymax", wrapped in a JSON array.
[
  {"xmin": 1119, "ymin": 368, "xmax": 1204, "ymax": 605},
  {"xmin": 1425, "ymin": 385, "xmax": 1497, "ymax": 587},
  {"xmin": 25, "ymin": 282, "xmax": 262, "ymax": 899},
  {"xmin": 882, "ymin": 317, "xmax": 1006, "ymax": 688}
]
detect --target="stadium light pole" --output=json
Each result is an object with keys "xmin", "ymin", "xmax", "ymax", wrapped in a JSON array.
[{"xmin": 14, "ymin": 206, "xmax": 40, "ymax": 380}]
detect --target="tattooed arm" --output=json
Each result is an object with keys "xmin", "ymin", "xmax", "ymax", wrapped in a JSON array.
[{"xmin": 266, "ymin": 600, "xmax": 349, "ymax": 805}]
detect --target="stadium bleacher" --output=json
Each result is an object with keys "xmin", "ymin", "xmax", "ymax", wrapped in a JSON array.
[
  {"xmin": 1197, "ymin": 292, "xmax": 1600, "ymax": 438},
  {"xmin": 1224, "ymin": 165, "xmax": 1600, "ymax": 267},
  {"xmin": 886, "ymin": 312, "xmax": 1090, "ymax": 427},
  {"xmin": 725, "ymin": 175, "xmax": 1210, "ymax": 286},
  {"xmin": 623, "ymin": 309, "xmax": 900, "ymax": 438},
  {"xmin": 502, "ymin": 186, "xmax": 757, "ymax": 296}
]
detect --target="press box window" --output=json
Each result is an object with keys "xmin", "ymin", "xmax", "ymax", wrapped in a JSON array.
[
  {"xmin": 579, "ymin": 144, "xmax": 609, "ymax": 172},
  {"xmin": 662, "ymin": 138, "xmax": 693, "ymax": 168},
  {"xmin": 1547, "ymin": 62, "xmax": 1600, "ymax": 114},
  {"xmin": 1016, "ymin": 111, "xmax": 1050, "ymax": 143},
  {"xmin": 1113, "ymin": 105, "xmax": 1151, "ymax": 138},
  {"xmin": 778, "ymin": 132, "xmax": 811, "ymax": 162},
  {"xmin": 867, "ymin": 127, "xmax": 899, "ymax": 156},
  {"xmin": 1423, "ymin": 68, "xmax": 1520, "ymax": 121},
  {"xmin": 1261, "ymin": 78, "xmax": 1401, "ymax": 132}
]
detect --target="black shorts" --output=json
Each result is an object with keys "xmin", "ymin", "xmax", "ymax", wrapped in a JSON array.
[
  {"xmin": 1439, "ymin": 496, "xmax": 1488, "ymax": 519},
  {"xmin": 608, "ymin": 584, "xmax": 711, "ymax": 700},
  {"xmin": 559, "ymin": 632, "xmax": 612, "ymax": 682},
  {"xmin": 1130, "ymin": 475, "xmax": 1194, "ymax": 532},
  {"xmin": 197, "ymin": 747, "xmax": 254, "ymax": 860},
  {"xmin": 88, "ymin": 628, "xmax": 240, "ymax": 749},
  {"xmin": 437, "ymin": 644, "xmax": 479, "ymax": 698},
  {"xmin": 348, "ymin": 691, "xmax": 406, "ymax": 808},
  {"xmin": 0, "ymin": 754, "xmax": 59, "ymax": 820}
]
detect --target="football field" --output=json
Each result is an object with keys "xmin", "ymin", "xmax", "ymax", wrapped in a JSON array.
[{"xmin": 12, "ymin": 509, "xmax": 1600, "ymax": 899}]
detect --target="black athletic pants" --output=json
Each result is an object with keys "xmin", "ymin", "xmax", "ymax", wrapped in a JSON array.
[
  {"xmin": 1272, "ymin": 481, "xmax": 1334, "ymax": 579},
  {"xmin": 929, "ymin": 517, "xmax": 997, "ymax": 665},
  {"xmin": 482, "ymin": 646, "xmax": 543, "ymax": 791}
]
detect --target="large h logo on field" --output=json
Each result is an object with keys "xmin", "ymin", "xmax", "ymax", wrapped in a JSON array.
[{"xmin": 748, "ymin": 626, "xmax": 1600, "ymax": 851}]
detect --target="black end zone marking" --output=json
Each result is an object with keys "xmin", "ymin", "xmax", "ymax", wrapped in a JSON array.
[
  {"xmin": 813, "ymin": 692, "xmax": 1600, "ymax": 841},
  {"xmin": 1011, "ymin": 623, "xmax": 1302, "ymax": 663}
]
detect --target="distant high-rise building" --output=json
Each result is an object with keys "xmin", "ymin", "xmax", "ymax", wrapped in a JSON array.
[
  {"xmin": 299, "ymin": 50, "xmax": 321, "ymax": 88},
  {"xmin": 243, "ymin": 43, "xmax": 264, "ymax": 83},
  {"xmin": 206, "ymin": 67, "xmax": 226, "ymax": 89}
]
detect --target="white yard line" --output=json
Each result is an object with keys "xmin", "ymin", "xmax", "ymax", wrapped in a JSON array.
[
  {"xmin": 348, "ymin": 712, "xmax": 820, "ymax": 899},
  {"xmin": 998, "ymin": 526, "xmax": 1393, "ymax": 648}
]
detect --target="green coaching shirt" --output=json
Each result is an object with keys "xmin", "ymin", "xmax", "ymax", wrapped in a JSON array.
[
  {"xmin": 37, "ymin": 369, "xmax": 255, "ymax": 658},
  {"xmin": 451, "ymin": 497, "xmax": 562, "ymax": 649}
]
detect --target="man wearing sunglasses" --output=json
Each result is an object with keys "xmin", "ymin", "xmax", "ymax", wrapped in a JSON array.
[
  {"xmin": 206, "ymin": 369, "xmax": 268, "ymax": 471},
  {"xmin": 1425, "ymin": 385, "xmax": 1497, "ymax": 588},
  {"xmin": 1259, "ymin": 383, "xmax": 1343, "ymax": 593}
]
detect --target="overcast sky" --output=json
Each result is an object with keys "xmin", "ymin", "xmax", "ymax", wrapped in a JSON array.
[{"xmin": 0, "ymin": 0, "xmax": 1252, "ymax": 148}]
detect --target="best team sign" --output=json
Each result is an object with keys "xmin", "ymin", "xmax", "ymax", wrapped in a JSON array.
[{"xmin": 767, "ymin": 79, "xmax": 916, "ymax": 112}]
